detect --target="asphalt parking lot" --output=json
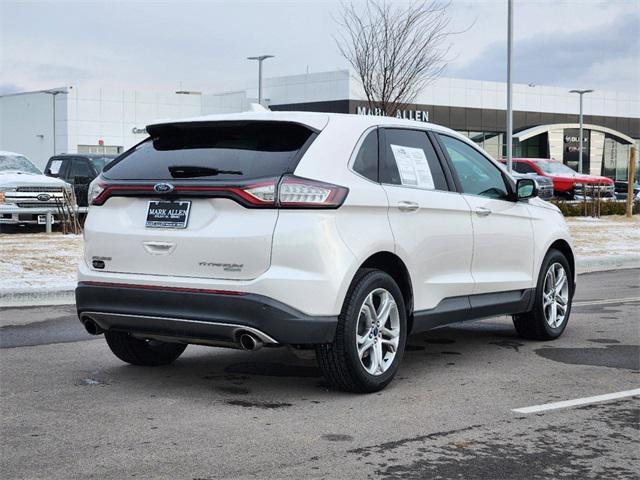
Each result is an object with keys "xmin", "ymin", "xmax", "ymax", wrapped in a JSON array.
[{"xmin": 1, "ymin": 269, "xmax": 638, "ymax": 479}]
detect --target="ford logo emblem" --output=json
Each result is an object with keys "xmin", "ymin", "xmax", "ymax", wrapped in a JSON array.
[
  {"xmin": 37, "ymin": 194, "xmax": 51, "ymax": 201},
  {"xmin": 154, "ymin": 183, "xmax": 174, "ymax": 193}
]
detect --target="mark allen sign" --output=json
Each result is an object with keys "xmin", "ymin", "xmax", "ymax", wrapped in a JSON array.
[{"xmin": 356, "ymin": 106, "xmax": 429, "ymax": 122}]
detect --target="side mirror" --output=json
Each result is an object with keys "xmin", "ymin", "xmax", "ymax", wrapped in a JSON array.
[{"xmin": 517, "ymin": 178, "xmax": 538, "ymax": 200}]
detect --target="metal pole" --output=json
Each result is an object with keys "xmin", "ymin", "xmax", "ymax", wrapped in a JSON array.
[
  {"xmin": 506, "ymin": 0, "xmax": 513, "ymax": 173},
  {"xmin": 258, "ymin": 59, "xmax": 263, "ymax": 106},
  {"xmin": 247, "ymin": 55, "xmax": 274, "ymax": 107},
  {"xmin": 52, "ymin": 94, "xmax": 56, "ymax": 156},
  {"xmin": 570, "ymin": 89, "xmax": 593, "ymax": 174},
  {"xmin": 627, "ymin": 146, "xmax": 637, "ymax": 218},
  {"xmin": 45, "ymin": 211, "xmax": 52, "ymax": 234},
  {"xmin": 578, "ymin": 94, "xmax": 583, "ymax": 174}
]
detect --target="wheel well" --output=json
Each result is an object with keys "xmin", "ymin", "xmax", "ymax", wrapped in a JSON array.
[
  {"xmin": 360, "ymin": 252, "xmax": 414, "ymax": 331},
  {"xmin": 549, "ymin": 240, "xmax": 575, "ymax": 285}
]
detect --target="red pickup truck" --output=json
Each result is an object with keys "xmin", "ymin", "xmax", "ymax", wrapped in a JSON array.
[{"xmin": 502, "ymin": 158, "xmax": 616, "ymax": 200}]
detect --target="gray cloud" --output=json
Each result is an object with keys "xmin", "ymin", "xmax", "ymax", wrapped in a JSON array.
[{"xmin": 450, "ymin": 12, "xmax": 640, "ymax": 92}]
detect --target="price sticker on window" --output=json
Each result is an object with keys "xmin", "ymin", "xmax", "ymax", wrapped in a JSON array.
[{"xmin": 390, "ymin": 144, "xmax": 435, "ymax": 189}]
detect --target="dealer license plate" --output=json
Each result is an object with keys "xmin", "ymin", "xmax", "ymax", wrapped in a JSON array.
[{"xmin": 145, "ymin": 201, "xmax": 191, "ymax": 229}]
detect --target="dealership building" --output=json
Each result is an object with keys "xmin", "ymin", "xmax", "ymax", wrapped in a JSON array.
[{"xmin": 1, "ymin": 70, "xmax": 638, "ymax": 181}]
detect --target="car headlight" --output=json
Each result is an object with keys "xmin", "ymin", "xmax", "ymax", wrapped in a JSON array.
[{"xmin": 0, "ymin": 187, "xmax": 16, "ymax": 204}]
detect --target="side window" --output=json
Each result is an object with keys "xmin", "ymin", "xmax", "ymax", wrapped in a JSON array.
[
  {"xmin": 352, "ymin": 129, "xmax": 379, "ymax": 182},
  {"xmin": 46, "ymin": 159, "xmax": 65, "ymax": 177},
  {"xmin": 381, "ymin": 129, "xmax": 448, "ymax": 191},
  {"xmin": 68, "ymin": 159, "xmax": 92, "ymax": 181},
  {"xmin": 438, "ymin": 134, "xmax": 510, "ymax": 199},
  {"xmin": 513, "ymin": 162, "xmax": 536, "ymax": 174}
]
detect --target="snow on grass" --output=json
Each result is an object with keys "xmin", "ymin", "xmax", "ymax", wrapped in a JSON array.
[
  {"xmin": 0, "ymin": 233, "xmax": 83, "ymax": 291},
  {"xmin": 566, "ymin": 215, "xmax": 639, "ymax": 258},
  {"xmin": 0, "ymin": 215, "xmax": 638, "ymax": 292}
]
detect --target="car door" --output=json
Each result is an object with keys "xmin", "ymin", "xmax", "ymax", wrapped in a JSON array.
[
  {"xmin": 436, "ymin": 133, "xmax": 535, "ymax": 294},
  {"xmin": 380, "ymin": 128, "xmax": 475, "ymax": 312},
  {"xmin": 65, "ymin": 157, "xmax": 93, "ymax": 206}
]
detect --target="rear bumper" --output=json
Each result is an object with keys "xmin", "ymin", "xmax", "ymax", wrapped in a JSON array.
[{"xmin": 75, "ymin": 282, "xmax": 338, "ymax": 345}]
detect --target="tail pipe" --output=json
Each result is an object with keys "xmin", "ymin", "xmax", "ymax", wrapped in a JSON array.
[
  {"xmin": 81, "ymin": 315, "xmax": 104, "ymax": 335},
  {"xmin": 239, "ymin": 332, "xmax": 263, "ymax": 351}
]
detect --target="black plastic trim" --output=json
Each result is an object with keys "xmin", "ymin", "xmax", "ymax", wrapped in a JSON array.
[
  {"xmin": 76, "ymin": 283, "xmax": 338, "ymax": 344},
  {"xmin": 412, "ymin": 288, "xmax": 534, "ymax": 333}
]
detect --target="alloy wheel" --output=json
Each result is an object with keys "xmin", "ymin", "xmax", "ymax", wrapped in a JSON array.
[
  {"xmin": 542, "ymin": 262, "xmax": 570, "ymax": 328},
  {"xmin": 355, "ymin": 288, "xmax": 400, "ymax": 376}
]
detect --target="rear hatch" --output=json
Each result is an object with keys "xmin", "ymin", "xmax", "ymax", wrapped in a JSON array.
[{"xmin": 85, "ymin": 120, "xmax": 317, "ymax": 280}]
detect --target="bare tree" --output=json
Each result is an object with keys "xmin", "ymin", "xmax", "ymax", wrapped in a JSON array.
[{"xmin": 335, "ymin": 0, "xmax": 454, "ymax": 117}]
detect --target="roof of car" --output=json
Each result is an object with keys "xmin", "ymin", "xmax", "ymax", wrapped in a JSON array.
[
  {"xmin": 146, "ymin": 111, "xmax": 458, "ymax": 136},
  {"xmin": 0, "ymin": 150, "xmax": 26, "ymax": 156},
  {"xmin": 50, "ymin": 153, "xmax": 116, "ymax": 159}
]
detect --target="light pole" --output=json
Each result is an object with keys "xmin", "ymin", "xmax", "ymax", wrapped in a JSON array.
[
  {"xmin": 569, "ymin": 89, "xmax": 594, "ymax": 174},
  {"xmin": 506, "ymin": 0, "xmax": 513, "ymax": 173},
  {"xmin": 43, "ymin": 89, "xmax": 68, "ymax": 156},
  {"xmin": 247, "ymin": 55, "xmax": 274, "ymax": 106}
]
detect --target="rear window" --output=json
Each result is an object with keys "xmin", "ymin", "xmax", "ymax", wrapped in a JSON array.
[{"xmin": 103, "ymin": 121, "xmax": 315, "ymax": 181}]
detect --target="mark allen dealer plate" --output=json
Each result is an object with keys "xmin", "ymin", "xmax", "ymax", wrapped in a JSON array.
[{"xmin": 145, "ymin": 200, "xmax": 191, "ymax": 229}]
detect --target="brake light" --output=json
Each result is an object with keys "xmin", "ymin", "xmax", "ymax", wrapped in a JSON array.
[
  {"xmin": 277, "ymin": 175, "xmax": 348, "ymax": 208},
  {"xmin": 90, "ymin": 176, "xmax": 348, "ymax": 209}
]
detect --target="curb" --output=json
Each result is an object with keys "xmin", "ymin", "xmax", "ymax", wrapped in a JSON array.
[
  {"xmin": 0, "ymin": 289, "xmax": 75, "ymax": 308},
  {"xmin": 576, "ymin": 255, "xmax": 640, "ymax": 275},
  {"xmin": 0, "ymin": 255, "xmax": 638, "ymax": 308}
]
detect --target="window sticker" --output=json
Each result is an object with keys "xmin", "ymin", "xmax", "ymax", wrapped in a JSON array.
[
  {"xmin": 48, "ymin": 160, "xmax": 63, "ymax": 175},
  {"xmin": 390, "ymin": 144, "xmax": 434, "ymax": 189}
]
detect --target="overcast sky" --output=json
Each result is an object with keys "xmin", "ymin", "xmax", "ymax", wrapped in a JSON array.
[{"xmin": 1, "ymin": 0, "xmax": 638, "ymax": 96}]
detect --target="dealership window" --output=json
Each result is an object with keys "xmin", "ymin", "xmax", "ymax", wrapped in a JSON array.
[{"xmin": 78, "ymin": 144, "xmax": 123, "ymax": 155}]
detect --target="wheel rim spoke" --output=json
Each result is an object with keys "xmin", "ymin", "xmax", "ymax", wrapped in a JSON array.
[
  {"xmin": 355, "ymin": 287, "xmax": 401, "ymax": 376},
  {"xmin": 542, "ymin": 262, "xmax": 570, "ymax": 329}
]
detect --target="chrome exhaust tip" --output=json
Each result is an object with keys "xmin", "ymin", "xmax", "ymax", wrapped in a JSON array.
[{"xmin": 239, "ymin": 333, "xmax": 263, "ymax": 351}]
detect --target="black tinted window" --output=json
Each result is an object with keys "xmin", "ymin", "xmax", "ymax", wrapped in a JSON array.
[
  {"xmin": 352, "ymin": 129, "xmax": 378, "ymax": 182},
  {"xmin": 68, "ymin": 159, "xmax": 92, "ymax": 179},
  {"xmin": 513, "ymin": 162, "xmax": 536, "ymax": 174},
  {"xmin": 103, "ymin": 121, "xmax": 314, "ymax": 181},
  {"xmin": 381, "ymin": 129, "xmax": 448, "ymax": 190},
  {"xmin": 438, "ymin": 134, "xmax": 509, "ymax": 199}
]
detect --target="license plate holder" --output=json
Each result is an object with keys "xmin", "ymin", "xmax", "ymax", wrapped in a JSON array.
[{"xmin": 145, "ymin": 200, "xmax": 191, "ymax": 229}]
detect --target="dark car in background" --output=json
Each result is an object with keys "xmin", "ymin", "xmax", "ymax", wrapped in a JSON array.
[
  {"xmin": 614, "ymin": 181, "xmax": 640, "ymax": 202},
  {"xmin": 44, "ymin": 154, "xmax": 116, "ymax": 206}
]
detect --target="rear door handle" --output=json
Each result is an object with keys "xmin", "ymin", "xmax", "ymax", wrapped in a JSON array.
[
  {"xmin": 398, "ymin": 201, "xmax": 419, "ymax": 212},
  {"xmin": 475, "ymin": 207, "xmax": 492, "ymax": 217},
  {"xmin": 143, "ymin": 241, "xmax": 176, "ymax": 255}
]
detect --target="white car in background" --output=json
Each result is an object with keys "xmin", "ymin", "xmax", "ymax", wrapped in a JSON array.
[
  {"xmin": 76, "ymin": 112, "xmax": 576, "ymax": 393},
  {"xmin": 0, "ymin": 151, "xmax": 73, "ymax": 228}
]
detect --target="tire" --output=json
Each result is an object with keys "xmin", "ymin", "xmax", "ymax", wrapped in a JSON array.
[
  {"xmin": 104, "ymin": 331, "xmax": 187, "ymax": 366},
  {"xmin": 513, "ymin": 249, "xmax": 573, "ymax": 340},
  {"xmin": 316, "ymin": 269, "xmax": 407, "ymax": 393}
]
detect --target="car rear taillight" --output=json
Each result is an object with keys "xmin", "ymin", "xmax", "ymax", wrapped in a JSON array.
[
  {"xmin": 91, "ymin": 176, "xmax": 348, "ymax": 209},
  {"xmin": 277, "ymin": 175, "xmax": 348, "ymax": 208}
]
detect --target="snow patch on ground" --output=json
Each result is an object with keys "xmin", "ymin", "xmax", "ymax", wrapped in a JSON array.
[
  {"xmin": 0, "ymin": 233, "xmax": 83, "ymax": 291},
  {"xmin": 566, "ymin": 215, "xmax": 639, "ymax": 258},
  {"xmin": 0, "ymin": 215, "xmax": 638, "ymax": 292}
]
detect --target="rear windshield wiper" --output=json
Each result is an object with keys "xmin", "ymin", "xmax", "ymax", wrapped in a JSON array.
[{"xmin": 168, "ymin": 166, "xmax": 243, "ymax": 178}]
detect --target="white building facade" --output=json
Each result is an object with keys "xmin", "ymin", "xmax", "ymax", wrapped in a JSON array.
[{"xmin": 1, "ymin": 70, "xmax": 638, "ymax": 179}]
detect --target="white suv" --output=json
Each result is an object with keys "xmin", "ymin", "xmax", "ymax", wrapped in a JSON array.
[{"xmin": 77, "ymin": 112, "xmax": 575, "ymax": 392}]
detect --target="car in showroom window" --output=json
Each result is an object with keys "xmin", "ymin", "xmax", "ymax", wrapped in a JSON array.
[{"xmin": 77, "ymin": 113, "xmax": 576, "ymax": 393}]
